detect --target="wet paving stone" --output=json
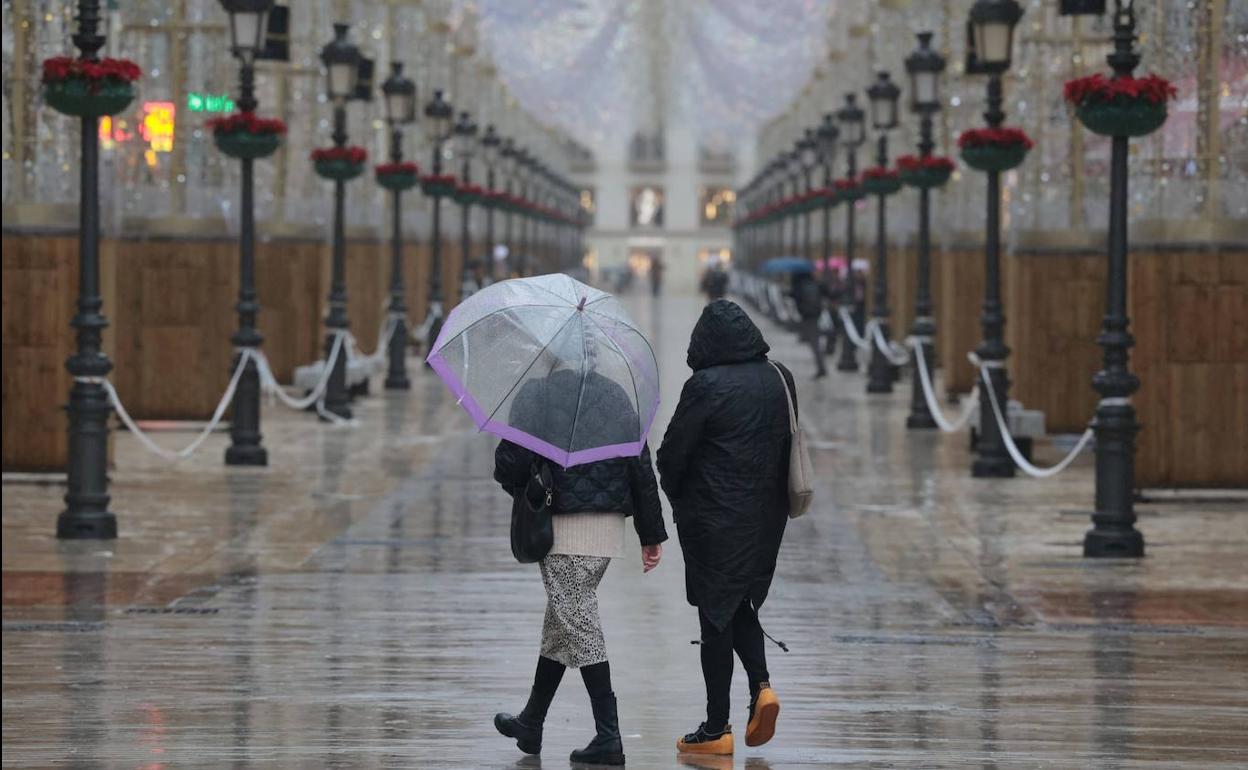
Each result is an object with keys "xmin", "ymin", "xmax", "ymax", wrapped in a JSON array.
[{"xmin": 4, "ymin": 293, "xmax": 1248, "ymax": 768}]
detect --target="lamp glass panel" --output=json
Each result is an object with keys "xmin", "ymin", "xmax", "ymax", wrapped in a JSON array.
[
  {"xmin": 329, "ymin": 62, "xmax": 355, "ymax": 99},
  {"xmin": 231, "ymin": 11, "xmax": 265, "ymax": 53},
  {"xmin": 913, "ymin": 71, "xmax": 938, "ymax": 107},
  {"xmin": 976, "ymin": 21, "xmax": 1013, "ymax": 65}
]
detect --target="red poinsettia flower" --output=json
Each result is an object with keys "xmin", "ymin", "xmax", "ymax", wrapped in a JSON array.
[
  {"xmin": 897, "ymin": 155, "xmax": 956, "ymax": 172},
  {"xmin": 42, "ymin": 56, "xmax": 142, "ymax": 83},
  {"xmin": 862, "ymin": 166, "xmax": 900, "ymax": 180},
  {"xmin": 310, "ymin": 146, "xmax": 368, "ymax": 164},
  {"xmin": 419, "ymin": 173, "xmax": 458, "ymax": 185},
  {"xmin": 206, "ymin": 112, "xmax": 286, "ymax": 135},
  {"xmin": 957, "ymin": 127, "xmax": 1034, "ymax": 150},
  {"xmin": 833, "ymin": 177, "xmax": 860, "ymax": 190},
  {"xmin": 1063, "ymin": 73, "xmax": 1177, "ymax": 106},
  {"xmin": 375, "ymin": 162, "xmax": 419, "ymax": 175}
]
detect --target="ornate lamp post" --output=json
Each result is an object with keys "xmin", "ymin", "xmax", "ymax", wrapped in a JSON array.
[
  {"xmin": 318, "ymin": 23, "xmax": 361, "ymax": 419},
  {"xmin": 498, "ymin": 138, "xmax": 516, "ymax": 277},
  {"xmin": 864, "ymin": 71, "xmax": 901, "ymax": 395},
  {"xmin": 904, "ymin": 32, "xmax": 947, "ymax": 429},
  {"xmin": 452, "ymin": 111, "xmax": 478, "ymax": 291},
  {"xmin": 786, "ymin": 149, "xmax": 803, "ymax": 256},
  {"xmin": 59, "ymin": 0, "xmax": 116, "ymax": 539},
  {"xmin": 1083, "ymin": 0, "xmax": 1145, "ymax": 558},
  {"xmin": 797, "ymin": 130, "xmax": 819, "ymax": 263},
  {"xmin": 422, "ymin": 88, "xmax": 454, "ymax": 350},
  {"xmin": 967, "ymin": 0, "xmax": 1023, "ymax": 477},
  {"xmin": 480, "ymin": 125, "xmax": 501, "ymax": 280},
  {"xmin": 515, "ymin": 149, "xmax": 532, "ymax": 276},
  {"xmin": 816, "ymin": 114, "xmax": 841, "ymax": 354},
  {"xmin": 835, "ymin": 94, "xmax": 867, "ymax": 373},
  {"xmin": 381, "ymin": 62, "xmax": 417, "ymax": 391},
  {"xmin": 222, "ymin": 0, "xmax": 273, "ymax": 465}
]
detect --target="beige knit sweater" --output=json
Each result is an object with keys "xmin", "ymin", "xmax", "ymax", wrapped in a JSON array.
[{"xmin": 549, "ymin": 512, "xmax": 626, "ymax": 558}]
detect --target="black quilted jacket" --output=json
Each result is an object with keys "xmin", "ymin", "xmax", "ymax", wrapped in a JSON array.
[
  {"xmin": 657, "ymin": 299, "xmax": 793, "ymax": 631},
  {"xmin": 493, "ymin": 370, "xmax": 668, "ymax": 547}
]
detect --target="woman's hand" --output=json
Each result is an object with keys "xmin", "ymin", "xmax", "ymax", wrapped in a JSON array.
[{"xmin": 642, "ymin": 544, "xmax": 662, "ymax": 573}]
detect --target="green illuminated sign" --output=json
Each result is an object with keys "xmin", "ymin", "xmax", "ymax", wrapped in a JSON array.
[{"xmin": 186, "ymin": 92, "xmax": 235, "ymax": 113}]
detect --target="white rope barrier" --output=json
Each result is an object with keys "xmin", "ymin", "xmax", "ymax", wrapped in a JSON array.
[
  {"xmin": 87, "ymin": 349, "xmax": 255, "ymax": 461},
  {"xmin": 871, "ymin": 321, "xmax": 911, "ymax": 366},
  {"xmin": 908, "ymin": 338, "xmax": 980, "ymax": 433},
  {"xmin": 253, "ymin": 331, "xmax": 354, "ymax": 426},
  {"xmin": 838, "ymin": 307, "xmax": 871, "ymax": 350},
  {"xmin": 976, "ymin": 359, "xmax": 1096, "ymax": 479},
  {"xmin": 413, "ymin": 302, "xmax": 443, "ymax": 343}
]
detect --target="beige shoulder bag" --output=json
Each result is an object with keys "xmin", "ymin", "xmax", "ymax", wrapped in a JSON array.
[{"xmin": 770, "ymin": 361, "xmax": 814, "ymax": 518}]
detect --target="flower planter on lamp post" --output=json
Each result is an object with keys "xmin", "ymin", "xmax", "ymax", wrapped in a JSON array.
[{"xmin": 421, "ymin": 89, "xmax": 454, "ymax": 355}]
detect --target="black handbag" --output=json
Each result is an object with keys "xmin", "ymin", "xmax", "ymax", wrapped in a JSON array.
[{"xmin": 510, "ymin": 460, "xmax": 554, "ymax": 563}]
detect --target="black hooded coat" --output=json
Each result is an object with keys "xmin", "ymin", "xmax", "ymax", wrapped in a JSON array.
[{"xmin": 656, "ymin": 300, "xmax": 794, "ymax": 632}]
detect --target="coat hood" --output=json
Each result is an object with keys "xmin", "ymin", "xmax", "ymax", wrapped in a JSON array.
[{"xmin": 686, "ymin": 299, "xmax": 771, "ymax": 371}]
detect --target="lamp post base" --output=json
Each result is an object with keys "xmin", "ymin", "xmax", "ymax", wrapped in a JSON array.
[
  {"xmin": 972, "ymin": 455, "xmax": 1015, "ymax": 478},
  {"xmin": 56, "ymin": 510, "xmax": 117, "ymax": 540},
  {"xmin": 384, "ymin": 376, "xmax": 411, "ymax": 391},
  {"xmin": 1083, "ymin": 526, "xmax": 1145, "ymax": 558},
  {"xmin": 224, "ymin": 445, "xmax": 268, "ymax": 466},
  {"xmin": 906, "ymin": 412, "xmax": 938, "ymax": 430}
]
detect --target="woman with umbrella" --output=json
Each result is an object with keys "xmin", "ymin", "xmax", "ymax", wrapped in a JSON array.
[
  {"xmin": 658, "ymin": 299, "xmax": 794, "ymax": 757},
  {"xmin": 427, "ymin": 275, "xmax": 667, "ymax": 766}
]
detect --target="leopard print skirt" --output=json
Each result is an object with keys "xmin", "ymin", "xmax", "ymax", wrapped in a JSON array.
[{"xmin": 539, "ymin": 554, "xmax": 611, "ymax": 668}]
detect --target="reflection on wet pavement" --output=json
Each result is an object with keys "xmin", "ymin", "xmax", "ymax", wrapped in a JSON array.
[{"xmin": 4, "ymin": 293, "xmax": 1247, "ymax": 769}]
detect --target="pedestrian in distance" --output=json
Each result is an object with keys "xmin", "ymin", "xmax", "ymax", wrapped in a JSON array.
[
  {"xmin": 701, "ymin": 263, "xmax": 729, "ymax": 303},
  {"xmin": 789, "ymin": 272, "xmax": 828, "ymax": 379},
  {"xmin": 657, "ymin": 299, "xmax": 795, "ymax": 757}
]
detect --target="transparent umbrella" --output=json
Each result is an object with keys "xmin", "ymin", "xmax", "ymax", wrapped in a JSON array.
[{"xmin": 426, "ymin": 274, "xmax": 660, "ymax": 468}]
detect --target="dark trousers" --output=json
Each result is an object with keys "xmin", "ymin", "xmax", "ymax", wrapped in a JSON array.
[
  {"xmin": 800, "ymin": 317, "xmax": 827, "ymax": 375},
  {"xmin": 700, "ymin": 600, "xmax": 769, "ymax": 731}
]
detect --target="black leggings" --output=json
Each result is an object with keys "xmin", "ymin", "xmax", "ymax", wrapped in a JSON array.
[{"xmin": 699, "ymin": 599, "xmax": 769, "ymax": 732}]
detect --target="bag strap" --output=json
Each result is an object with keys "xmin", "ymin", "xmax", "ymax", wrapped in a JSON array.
[{"xmin": 768, "ymin": 361, "xmax": 798, "ymax": 436}]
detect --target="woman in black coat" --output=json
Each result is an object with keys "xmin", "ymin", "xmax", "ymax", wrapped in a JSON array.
[
  {"xmin": 658, "ymin": 299, "xmax": 793, "ymax": 757},
  {"xmin": 492, "ymin": 368, "xmax": 667, "ymax": 767}
]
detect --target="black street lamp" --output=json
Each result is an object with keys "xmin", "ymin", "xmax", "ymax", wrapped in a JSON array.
[
  {"xmin": 422, "ymin": 88, "xmax": 454, "ymax": 351},
  {"xmin": 222, "ymin": 0, "xmax": 273, "ymax": 465},
  {"xmin": 480, "ymin": 125, "xmax": 501, "ymax": 280},
  {"xmin": 318, "ymin": 22, "xmax": 362, "ymax": 419},
  {"xmin": 1084, "ymin": 0, "xmax": 1145, "ymax": 558},
  {"xmin": 499, "ymin": 138, "xmax": 516, "ymax": 277},
  {"xmin": 515, "ymin": 148, "xmax": 532, "ymax": 276},
  {"xmin": 968, "ymin": 0, "xmax": 1023, "ymax": 477},
  {"xmin": 786, "ymin": 148, "xmax": 802, "ymax": 256},
  {"xmin": 865, "ymin": 71, "xmax": 901, "ymax": 395},
  {"xmin": 59, "ymin": 0, "xmax": 116, "ymax": 539},
  {"xmin": 381, "ymin": 61, "xmax": 417, "ymax": 391},
  {"xmin": 904, "ymin": 31, "xmax": 946, "ymax": 430},
  {"xmin": 816, "ymin": 113, "xmax": 840, "ymax": 353},
  {"xmin": 797, "ymin": 129, "xmax": 819, "ymax": 263},
  {"xmin": 452, "ymin": 111, "xmax": 478, "ymax": 291},
  {"xmin": 835, "ymin": 93, "xmax": 866, "ymax": 373}
]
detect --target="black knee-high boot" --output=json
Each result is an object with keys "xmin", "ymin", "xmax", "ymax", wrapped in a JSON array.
[
  {"xmin": 495, "ymin": 656, "xmax": 565, "ymax": 754},
  {"xmin": 569, "ymin": 661, "xmax": 625, "ymax": 765}
]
